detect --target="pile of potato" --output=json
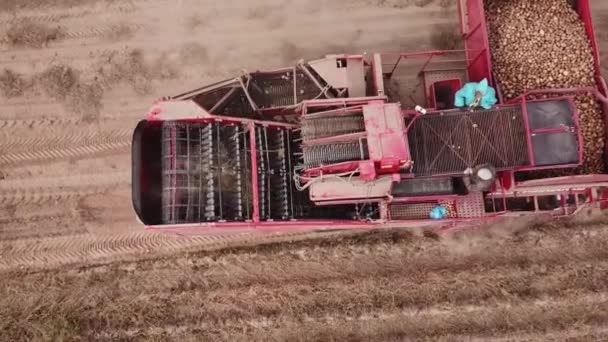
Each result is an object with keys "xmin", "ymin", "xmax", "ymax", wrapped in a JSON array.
[{"xmin": 485, "ymin": 0, "xmax": 606, "ymax": 174}]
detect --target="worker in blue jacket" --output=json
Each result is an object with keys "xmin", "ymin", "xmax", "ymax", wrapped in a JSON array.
[{"xmin": 454, "ymin": 78, "xmax": 497, "ymax": 110}]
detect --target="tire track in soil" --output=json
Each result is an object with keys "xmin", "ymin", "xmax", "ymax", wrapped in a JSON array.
[
  {"xmin": 0, "ymin": 124, "xmax": 131, "ymax": 151},
  {"xmin": 0, "ymin": 231, "xmax": 248, "ymax": 271},
  {"xmin": 4, "ymin": 225, "xmax": 606, "ymax": 339},
  {"xmin": 0, "ymin": 13, "xmax": 70, "ymax": 25},
  {"xmin": 0, "ymin": 230, "xmax": 365, "ymax": 272},
  {"xmin": 479, "ymin": 325, "xmax": 608, "ymax": 342},
  {"xmin": 0, "ymin": 170, "xmax": 129, "ymax": 189},
  {"xmin": 0, "ymin": 224, "xmax": 88, "ymax": 242},
  {"xmin": 0, "ymin": 117, "xmax": 82, "ymax": 130},
  {"xmin": 0, "ymin": 127, "xmax": 132, "ymax": 167},
  {"xmin": 243, "ymin": 293, "xmax": 608, "ymax": 341},
  {"xmin": 0, "ymin": 0, "xmax": 139, "ymax": 16},
  {"xmin": 0, "ymin": 107, "xmax": 146, "ymax": 121},
  {"xmin": 0, "ymin": 23, "xmax": 147, "ymax": 47},
  {"xmin": 0, "ymin": 171, "xmax": 129, "ymax": 206},
  {"xmin": 137, "ymin": 294, "xmax": 608, "ymax": 341},
  {"xmin": 0, "ymin": 199, "xmax": 85, "ymax": 235}
]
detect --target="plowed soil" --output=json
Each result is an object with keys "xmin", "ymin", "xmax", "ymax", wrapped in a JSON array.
[{"xmin": 1, "ymin": 0, "xmax": 608, "ymax": 341}]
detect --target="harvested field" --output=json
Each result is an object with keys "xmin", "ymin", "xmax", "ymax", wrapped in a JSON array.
[
  {"xmin": 2, "ymin": 220, "xmax": 608, "ymax": 340},
  {"xmin": 1, "ymin": 0, "xmax": 608, "ymax": 340}
]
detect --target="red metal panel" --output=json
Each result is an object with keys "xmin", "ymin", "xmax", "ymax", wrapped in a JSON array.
[
  {"xmin": 576, "ymin": 0, "xmax": 606, "ymax": 95},
  {"xmin": 359, "ymin": 160, "xmax": 377, "ymax": 181},
  {"xmin": 463, "ymin": 0, "xmax": 492, "ymax": 84},
  {"xmin": 363, "ymin": 102, "xmax": 410, "ymax": 164},
  {"xmin": 520, "ymin": 97, "xmax": 535, "ymax": 166}
]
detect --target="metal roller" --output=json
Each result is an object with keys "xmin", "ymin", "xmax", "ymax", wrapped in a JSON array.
[
  {"xmin": 303, "ymin": 141, "xmax": 368, "ymax": 168},
  {"xmin": 201, "ymin": 123, "xmax": 215, "ymax": 220},
  {"xmin": 301, "ymin": 113, "xmax": 365, "ymax": 140},
  {"xmin": 269, "ymin": 129, "xmax": 291, "ymax": 220},
  {"xmin": 230, "ymin": 125, "xmax": 244, "ymax": 220},
  {"xmin": 256, "ymin": 127, "xmax": 268, "ymax": 219}
]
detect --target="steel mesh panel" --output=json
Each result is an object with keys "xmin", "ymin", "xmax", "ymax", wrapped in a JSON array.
[
  {"xmin": 301, "ymin": 112, "xmax": 365, "ymax": 140},
  {"xmin": 254, "ymin": 126, "xmax": 297, "ymax": 221},
  {"xmin": 193, "ymin": 87, "xmax": 232, "ymax": 111},
  {"xmin": 455, "ymin": 193, "xmax": 485, "ymax": 218},
  {"xmin": 303, "ymin": 140, "xmax": 369, "ymax": 168},
  {"xmin": 296, "ymin": 68, "xmax": 323, "ymax": 102},
  {"xmin": 289, "ymin": 130, "xmax": 311, "ymax": 218},
  {"xmin": 216, "ymin": 88, "xmax": 257, "ymax": 118},
  {"xmin": 161, "ymin": 121, "xmax": 252, "ymax": 224},
  {"xmin": 392, "ymin": 177, "xmax": 454, "ymax": 197},
  {"xmin": 251, "ymin": 71, "xmax": 296, "ymax": 108},
  {"xmin": 390, "ymin": 203, "xmax": 436, "ymax": 220},
  {"xmin": 408, "ymin": 107, "xmax": 530, "ymax": 176},
  {"xmin": 268, "ymin": 129, "xmax": 293, "ymax": 220}
]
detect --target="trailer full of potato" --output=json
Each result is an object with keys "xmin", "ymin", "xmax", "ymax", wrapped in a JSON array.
[{"xmin": 485, "ymin": 0, "xmax": 606, "ymax": 175}]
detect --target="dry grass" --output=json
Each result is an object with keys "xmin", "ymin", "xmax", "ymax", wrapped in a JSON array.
[
  {"xmin": 104, "ymin": 23, "xmax": 135, "ymax": 41},
  {"xmin": 179, "ymin": 43, "xmax": 210, "ymax": 65},
  {"xmin": 0, "ymin": 68, "xmax": 30, "ymax": 98},
  {"xmin": 0, "ymin": 0, "xmax": 117, "ymax": 12},
  {"xmin": 39, "ymin": 65, "xmax": 79, "ymax": 100},
  {"xmin": 5, "ymin": 21, "xmax": 64, "ymax": 48},
  {"xmin": 0, "ymin": 49, "xmax": 178, "ymax": 113},
  {"xmin": 37, "ymin": 65, "xmax": 102, "ymax": 120},
  {"xmin": 96, "ymin": 49, "xmax": 151, "ymax": 94},
  {"xmin": 375, "ymin": 0, "xmax": 411, "ymax": 9},
  {"xmin": 439, "ymin": 0, "xmax": 456, "ymax": 7},
  {"xmin": 1, "ymin": 220, "xmax": 607, "ymax": 341},
  {"xmin": 266, "ymin": 296, "xmax": 608, "ymax": 341},
  {"xmin": 430, "ymin": 23, "xmax": 463, "ymax": 50},
  {"xmin": 95, "ymin": 48, "xmax": 179, "ymax": 95},
  {"xmin": 414, "ymin": 0, "xmax": 434, "ymax": 7},
  {"xmin": 65, "ymin": 81, "xmax": 103, "ymax": 122}
]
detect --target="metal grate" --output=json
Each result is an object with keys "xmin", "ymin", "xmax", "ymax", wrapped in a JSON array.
[
  {"xmin": 390, "ymin": 202, "xmax": 437, "ymax": 220},
  {"xmin": 392, "ymin": 177, "xmax": 455, "ymax": 197},
  {"xmin": 161, "ymin": 121, "xmax": 252, "ymax": 224},
  {"xmin": 255, "ymin": 126, "xmax": 299, "ymax": 220},
  {"xmin": 251, "ymin": 72, "xmax": 296, "ymax": 108},
  {"xmin": 301, "ymin": 111, "xmax": 365, "ymax": 140},
  {"xmin": 296, "ymin": 67, "xmax": 324, "ymax": 102},
  {"xmin": 193, "ymin": 87, "xmax": 233, "ymax": 111},
  {"xmin": 215, "ymin": 88, "xmax": 257, "ymax": 118},
  {"xmin": 455, "ymin": 193, "xmax": 485, "ymax": 218},
  {"xmin": 408, "ymin": 107, "xmax": 530, "ymax": 176},
  {"xmin": 249, "ymin": 67, "xmax": 326, "ymax": 109},
  {"xmin": 303, "ymin": 140, "xmax": 369, "ymax": 168}
]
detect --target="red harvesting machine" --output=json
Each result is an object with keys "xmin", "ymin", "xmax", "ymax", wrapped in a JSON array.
[{"xmin": 132, "ymin": 0, "xmax": 608, "ymax": 234}]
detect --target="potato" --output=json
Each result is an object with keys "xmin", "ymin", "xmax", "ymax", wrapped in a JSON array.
[{"xmin": 485, "ymin": 0, "xmax": 605, "ymax": 175}]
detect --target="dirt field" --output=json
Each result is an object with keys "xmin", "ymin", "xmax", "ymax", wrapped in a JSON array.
[{"xmin": 1, "ymin": 0, "xmax": 608, "ymax": 340}]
